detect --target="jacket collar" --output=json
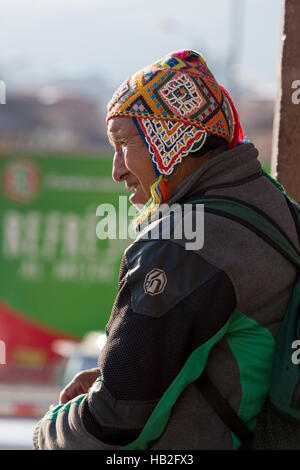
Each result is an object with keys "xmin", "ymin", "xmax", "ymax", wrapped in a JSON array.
[{"xmin": 167, "ymin": 143, "xmax": 262, "ymax": 206}]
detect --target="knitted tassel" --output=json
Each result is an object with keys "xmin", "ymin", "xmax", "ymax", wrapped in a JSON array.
[
  {"xmin": 133, "ymin": 175, "xmax": 169, "ymax": 230},
  {"xmin": 153, "ymin": 174, "xmax": 169, "ymax": 205}
]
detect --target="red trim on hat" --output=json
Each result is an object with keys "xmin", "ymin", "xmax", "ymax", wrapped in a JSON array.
[{"xmin": 220, "ymin": 85, "xmax": 245, "ymax": 149}]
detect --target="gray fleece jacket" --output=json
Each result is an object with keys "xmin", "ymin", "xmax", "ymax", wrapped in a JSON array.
[{"xmin": 33, "ymin": 143, "xmax": 300, "ymax": 450}]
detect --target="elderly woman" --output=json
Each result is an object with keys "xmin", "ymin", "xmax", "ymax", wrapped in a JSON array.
[{"xmin": 33, "ymin": 50, "xmax": 299, "ymax": 450}]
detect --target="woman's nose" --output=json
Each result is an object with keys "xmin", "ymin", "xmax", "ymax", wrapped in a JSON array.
[{"xmin": 112, "ymin": 149, "xmax": 128, "ymax": 182}]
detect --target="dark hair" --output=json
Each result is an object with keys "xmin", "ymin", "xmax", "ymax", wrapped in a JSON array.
[{"xmin": 188, "ymin": 133, "xmax": 228, "ymax": 158}]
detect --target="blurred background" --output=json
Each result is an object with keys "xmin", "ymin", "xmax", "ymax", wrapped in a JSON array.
[{"xmin": 0, "ymin": 0, "xmax": 282, "ymax": 448}]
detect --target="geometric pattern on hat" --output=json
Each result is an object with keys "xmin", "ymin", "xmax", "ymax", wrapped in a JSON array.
[
  {"xmin": 134, "ymin": 117, "xmax": 207, "ymax": 176},
  {"xmin": 107, "ymin": 49, "xmax": 237, "ymax": 144}
]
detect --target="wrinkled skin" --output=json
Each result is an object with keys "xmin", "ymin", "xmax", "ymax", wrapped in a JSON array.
[
  {"xmin": 58, "ymin": 368, "xmax": 101, "ymax": 405},
  {"xmin": 108, "ymin": 117, "xmax": 156, "ymax": 208},
  {"xmin": 107, "ymin": 116, "xmax": 213, "ymax": 206}
]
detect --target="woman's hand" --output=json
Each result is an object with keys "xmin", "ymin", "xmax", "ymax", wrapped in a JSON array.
[{"xmin": 58, "ymin": 367, "xmax": 101, "ymax": 405}]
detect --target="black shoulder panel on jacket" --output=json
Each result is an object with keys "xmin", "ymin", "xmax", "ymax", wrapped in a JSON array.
[{"xmin": 125, "ymin": 239, "xmax": 232, "ymax": 318}]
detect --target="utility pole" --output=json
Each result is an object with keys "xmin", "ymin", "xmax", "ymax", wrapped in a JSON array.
[
  {"xmin": 226, "ymin": 0, "xmax": 245, "ymax": 101},
  {"xmin": 272, "ymin": 0, "xmax": 300, "ymax": 203}
]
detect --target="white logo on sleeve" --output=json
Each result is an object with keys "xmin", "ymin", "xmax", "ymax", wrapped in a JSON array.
[{"xmin": 144, "ymin": 268, "xmax": 167, "ymax": 296}]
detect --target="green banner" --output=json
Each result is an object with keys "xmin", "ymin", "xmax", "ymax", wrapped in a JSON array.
[{"xmin": 0, "ymin": 153, "xmax": 131, "ymax": 339}]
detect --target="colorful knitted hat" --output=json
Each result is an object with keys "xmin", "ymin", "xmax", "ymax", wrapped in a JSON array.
[{"xmin": 106, "ymin": 50, "xmax": 244, "ymax": 221}]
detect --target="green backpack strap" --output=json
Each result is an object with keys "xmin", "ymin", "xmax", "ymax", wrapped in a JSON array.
[
  {"xmin": 183, "ymin": 194, "xmax": 300, "ymax": 269},
  {"xmin": 184, "ymin": 192, "xmax": 300, "ymax": 424}
]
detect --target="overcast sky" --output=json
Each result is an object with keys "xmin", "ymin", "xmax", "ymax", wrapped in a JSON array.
[{"xmin": 0, "ymin": 0, "xmax": 282, "ymax": 97}]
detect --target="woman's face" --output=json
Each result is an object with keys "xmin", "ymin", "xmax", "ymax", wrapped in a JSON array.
[{"xmin": 107, "ymin": 117, "xmax": 156, "ymax": 207}]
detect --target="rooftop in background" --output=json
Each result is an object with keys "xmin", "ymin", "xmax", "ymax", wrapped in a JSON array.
[
  {"xmin": 0, "ymin": 88, "xmax": 109, "ymax": 153},
  {"xmin": 0, "ymin": 87, "xmax": 275, "ymax": 163}
]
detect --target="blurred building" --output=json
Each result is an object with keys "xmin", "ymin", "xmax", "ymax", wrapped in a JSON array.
[
  {"xmin": 0, "ymin": 86, "xmax": 274, "ymax": 166},
  {"xmin": 0, "ymin": 86, "xmax": 109, "ymax": 153},
  {"xmin": 238, "ymin": 97, "xmax": 275, "ymax": 165}
]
